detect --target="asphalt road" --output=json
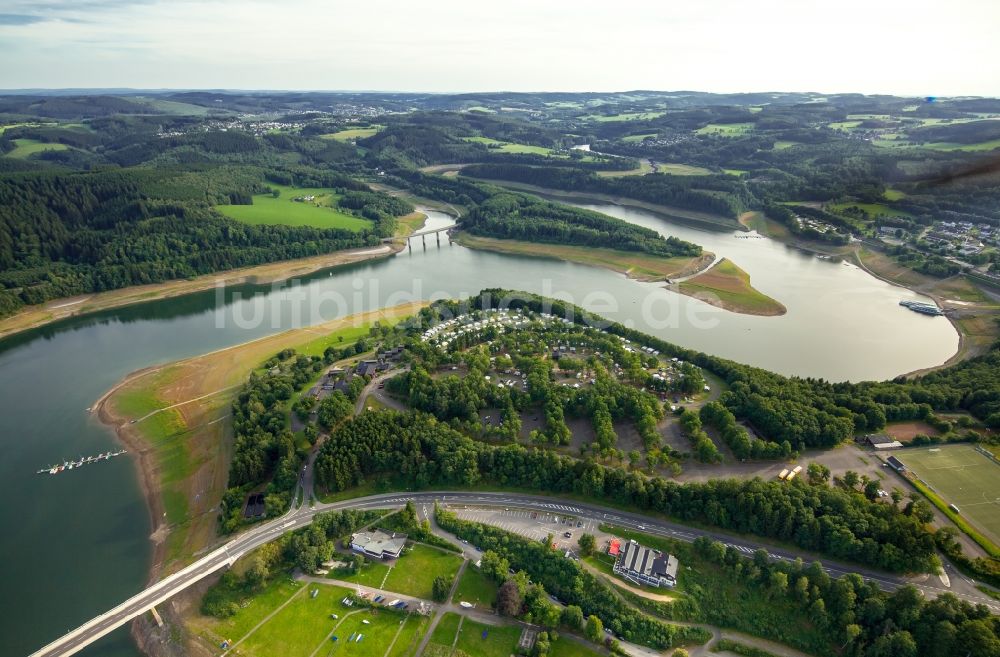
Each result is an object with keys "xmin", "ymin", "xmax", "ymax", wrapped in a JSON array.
[{"xmin": 28, "ymin": 489, "xmax": 1000, "ymax": 657}]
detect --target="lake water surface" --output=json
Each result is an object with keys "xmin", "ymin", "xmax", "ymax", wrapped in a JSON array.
[{"xmin": 0, "ymin": 204, "xmax": 957, "ymax": 656}]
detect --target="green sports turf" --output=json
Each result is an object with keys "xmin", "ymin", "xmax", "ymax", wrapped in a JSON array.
[{"xmin": 898, "ymin": 445, "xmax": 1000, "ymax": 543}]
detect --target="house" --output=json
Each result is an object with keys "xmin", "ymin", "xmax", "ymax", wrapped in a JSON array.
[
  {"xmin": 886, "ymin": 455, "xmax": 906, "ymax": 472},
  {"xmin": 378, "ymin": 346, "xmax": 405, "ymax": 361},
  {"xmin": 866, "ymin": 434, "xmax": 903, "ymax": 450},
  {"xmin": 613, "ymin": 540, "xmax": 678, "ymax": 588},
  {"xmin": 356, "ymin": 360, "xmax": 380, "ymax": 377},
  {"xmin": 333, "ymin": 375, "xmax": 353, "ymax": 394},
  {"xmin": 350, "ymin": 529, "xmax": 407, "ymax": 559},
  {"xmin": 607, "ymin": 538, "xmax": 622, "ymax": 557}
]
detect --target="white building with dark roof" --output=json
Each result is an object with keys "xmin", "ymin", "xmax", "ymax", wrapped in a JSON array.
[
  {"xmin": 350, "ymin": 529, "xmax": 407, "ymax": 559},
  {"xmin": 866, "ymin": 434, "xmax": 903, "ymax": 450},
  {"xmin": 613, "ymin": 539, "xmax": 678, "ymax": 588}
]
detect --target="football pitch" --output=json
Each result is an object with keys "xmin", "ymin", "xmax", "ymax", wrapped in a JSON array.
[{"xmin": 898, "ymin": 445, "xmax": 1000, "ymax": 544}]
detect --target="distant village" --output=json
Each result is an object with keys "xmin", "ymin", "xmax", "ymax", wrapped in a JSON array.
[{"xmin": 922, "ymin": 220, "xmax": 999, "ymax": 257}]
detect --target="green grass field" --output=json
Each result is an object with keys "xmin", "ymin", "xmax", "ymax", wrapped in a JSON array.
[
  {"xmin": 454, "ymin": 618, "xmax": 521, "ymax": 657},
  {"xmin": 232, "ymin": 583, "xmax": 423, "ymax": 657},
  {"xmin": 111, "ymin": 370, "xmax": 190, "ymax": 528},
  {"xmin": 322, "ymin": 126, "xmax": 382, "ymax": 142},
  {"xmin": 5, "ymin": 138, "xmax": 69, "ymax": 158},
  {"xmin": 621, "ymin": 132, "xmax": 657, "ymax": 143},
  {"xmin": 136, "ymin": 97, "xmax": 215, "ymax": 116},
  {"xmin": 331, "ymin": 560, "xmax": 392, "ymax": 589},
  {"xmin": 828, "ymin": 201, "xmax": 909, "ymax": 218},
  {"xmin": 582, "ymin": 111, "xmax": 666, "ymax": 122},
  {"xmin": 677, "ymin": 258, "xmax": 786, "ymax": 316},
  {"xmin": 772, "ymin": 140, "xmax": 801, "ymax": 150},
  {"xmin": 827, "ymin": 120, "xmax": 863, "ymax": 131},
  {"xmin": 234, "ymin": 584, "xmax": 351, "ymax": 656},
  {"xmin": 873, "ymin": 137, "xmax": 1000, "ymax": 152},
  {"xmin": 333, "ymin": 544, "xmax": 462, "ymax": 599},
  {"xmin": 323, "ymin": 608, "xmax": 422, "ymax": 657},
  {"xmin": 597, "ymin": 159, "xmax": 654, "ymax": 177},
  {"xmin": 462, "ymin": 136, "xmax": 554, "ymax": 155},
  {"xmin": 215, "ymin": 185, "xmax": 371, "ymax": 230},
  {"xmin": 898, "ymin": 445, "xmax": 1000, "ymax": 543},
  {"xmin": 430, "ymin": 611, "xmax": 603, "ymax": 657},
  {"xmin": 200, "ymin": 578, "xmax": 305, "ymax": 645},
  {"xmin": 452, "ymin": 565, "xmax": 497, "ymax": 608},
  {"xmin": 430, "ymin": 613, "xmax": 522, "ymax": 657},
  {"xmin": 655, "ymin": 163, "xmax": 712, "ymax": 176},
  {"xmin": 382, "ymin": 545, "xmax": 462, "ymax": 599},
  {"xmin": 428, "ymin": 611, "xmax": 463, "ymax": 646},
  {"xmin": 695, "ymin": 123, "xmax": 753, "ymax": 137}
]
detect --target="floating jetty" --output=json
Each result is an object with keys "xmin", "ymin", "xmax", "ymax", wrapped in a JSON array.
[
  {"xmin": 36, "ymin": 449, "xmax": 127, "ymax": 475},
  {"xmin": 899, "ymin": 300, "xmax": 945, "ymax": 316}
]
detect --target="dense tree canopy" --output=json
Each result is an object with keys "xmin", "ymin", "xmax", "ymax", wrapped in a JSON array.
[
  {"xmin": 315, "ymin": 410, "xmax": 938, "ymax": 572},
  {"xmin": 0, "ymin": 166, "xmax": 406, "ymax": 317},
  {"xmin": 460, "ymin": 192, "xmax": 701, "ymax": 257}
]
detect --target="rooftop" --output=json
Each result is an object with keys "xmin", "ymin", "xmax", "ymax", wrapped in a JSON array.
[{"xmin": 351, "ymin": 529, "xmax": 407, "ymax": 557}]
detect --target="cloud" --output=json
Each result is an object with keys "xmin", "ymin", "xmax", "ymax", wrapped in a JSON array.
[
  {"xmin": 0, "ymin": 0, "xmax": 997, "ymax": 95},
  {"xmin": 0, "ymin": 13, "xmax": 44, "ymax": 25}
]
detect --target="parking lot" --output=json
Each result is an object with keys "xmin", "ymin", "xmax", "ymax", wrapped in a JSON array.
[{"xmin": 450, "ymin": 505, "xmax": 606, "ymax": 552}]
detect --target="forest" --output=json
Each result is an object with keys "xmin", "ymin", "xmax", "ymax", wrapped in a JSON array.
[
  {"xmin": 441, "ymin": 514, "xmax": 1000, "ymax": 657},
  {"xmin": 461, "ymin": 163, "xmax": 746, "ymax": 218},
  {"xmin": 456, "ymin": 290, "xmax": 1000, "ymax": 441},
  {"xmin": 459, "ymin": 191, "xmax": 702, "ymax": 257},
  {"xmin": 313, "ymin": 410, "xmax": 939, "ymax": 573},
  {"xmin": 5, "ymin": 93, "xmax": 997, "ymax": 321},
  {"xmin": 0, "ymin": 165, "xmax": 409, "ymax": 317},
  {"xmin": 219, "ymin": 348, "xmax": 327, "ymax": 532},
  {"xmin": 437, "ymin": 507, "xmax": 711, "ymax": 650}
]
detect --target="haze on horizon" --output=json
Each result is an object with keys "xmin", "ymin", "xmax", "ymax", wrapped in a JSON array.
[{"xmin": 0, "ymin": 0, "xmax": 998, "ymax": 97}]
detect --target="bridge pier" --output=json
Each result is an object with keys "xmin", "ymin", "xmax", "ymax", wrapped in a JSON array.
[{"xmin": 421, "ymin": 233, "xmax": 426, "ymax": 248}]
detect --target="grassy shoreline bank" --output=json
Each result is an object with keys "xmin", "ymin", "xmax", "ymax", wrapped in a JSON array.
[
  {"xmin": 95, "ymin": 302, "xmax": 426, "ymax": 581},
  {"xmin": 674, "ymin": 258, "xmax": 786, "ymax": 316},
  {"xmin": 455, "ymin": 232, "xmax": 715, "ymax": 282},
  {"xmin": 0, "ymin": 242, "xmax": 406, "ymax": 343},
  {"xmin": 469, "ymin": 177, "xmax": 743, "ymax": 230}
]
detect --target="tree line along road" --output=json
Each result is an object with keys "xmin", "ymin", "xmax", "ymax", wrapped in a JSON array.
[{"xmin": 28, "ymin": 489, "xmax": 1000, "ymax": 657}]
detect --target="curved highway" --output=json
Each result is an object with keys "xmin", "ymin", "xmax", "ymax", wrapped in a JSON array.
[{"xmin": 28, "ymin": 489, "xmax": 999, "ymax": 657}]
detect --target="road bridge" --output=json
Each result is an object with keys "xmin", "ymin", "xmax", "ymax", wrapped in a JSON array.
[{"xmin": 382, "ymin": 225, "xmax": 454, "ymax": 249}]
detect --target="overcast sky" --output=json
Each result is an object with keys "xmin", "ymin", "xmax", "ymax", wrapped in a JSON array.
[{"xmin": 1, "ymin": 0, "xmax": 998, "ymax": 96}]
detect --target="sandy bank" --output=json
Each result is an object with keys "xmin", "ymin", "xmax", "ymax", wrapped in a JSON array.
[{"xmin": 0, "ymin": 243, "xmax": 404, "ymax": 342}]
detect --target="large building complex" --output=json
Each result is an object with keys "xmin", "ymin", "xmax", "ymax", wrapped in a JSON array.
[
  {"xmin": 350, "ymin": 529, "xmax": 407, "ymax": 560},
  {"xmin": 612, "ymin": 539, "xmax": 678, "ymax": 588}
]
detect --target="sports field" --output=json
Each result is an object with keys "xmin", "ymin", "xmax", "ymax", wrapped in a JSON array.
[
  {"xmin": 899, "ymin": 445, "xmax": 1000, "ymax": 543},
  {"xmin": 200, "ymin": 582, "xmax": 426, "ymax": 657}
]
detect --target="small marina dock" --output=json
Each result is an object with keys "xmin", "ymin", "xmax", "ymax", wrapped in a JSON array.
[{"xmin": 36, "ymin": 449, "xmax": 127, "ymax": 475}]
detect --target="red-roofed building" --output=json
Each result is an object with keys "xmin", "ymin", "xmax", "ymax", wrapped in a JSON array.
[{"xmin": 608, "ymin": 538, "xmax": 621, "ymax": 557}]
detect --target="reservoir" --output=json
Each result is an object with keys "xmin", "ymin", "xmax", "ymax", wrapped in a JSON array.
[{"xmin": 0, "ymin": 204, "xmax": 958, "ymax": 656}]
